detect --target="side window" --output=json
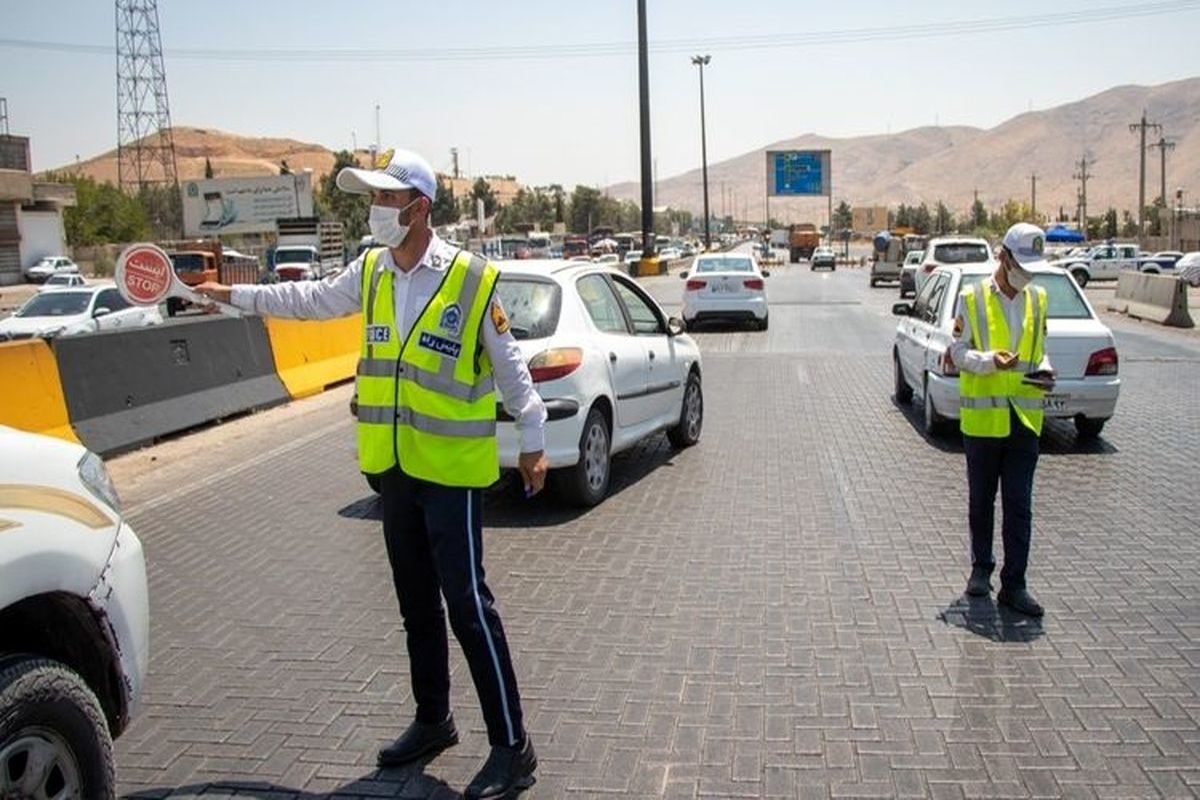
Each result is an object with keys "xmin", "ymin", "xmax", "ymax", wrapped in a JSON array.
[
  {"xmin": 912, "ymin": 273, "xmax": 940, "ymax": 319},
  {"xmin": 609, "ymin": 277, "xmax": 664, "ymax": 335},
  {"xmin": 925, "ymin": 275, "xmax": 950, "ymax": 323},
  {"xmin": 576, "ymin": 274, "xmax": 629, "ymax": 334},
  {"xmin": 97, "ymin": 289, "xmax": 130, "ymax": 312}
]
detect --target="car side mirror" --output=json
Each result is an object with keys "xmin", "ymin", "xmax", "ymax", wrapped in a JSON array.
[
  {"xmin": 892, "ymin": 302, "xmax": 913, "ymax": 317},
  {"xmin": 667, "ymin": 316, "xmax": 686, "ymax": 336},
  {"xmin": 761, "ymin": 269, "xmax": 771, "ymax": 277},
  {"xmin": 93, "ymin": 307, "xmax": 111, "ymax": 318},
  {"xmin": 679, "ymin": 271, "xmax": 688, "ymax": 279}
]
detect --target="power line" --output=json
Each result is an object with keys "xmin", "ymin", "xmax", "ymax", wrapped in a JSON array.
[{"xmin": 1, "ymin": 1, "xmax": 1196, "ymax": 63}]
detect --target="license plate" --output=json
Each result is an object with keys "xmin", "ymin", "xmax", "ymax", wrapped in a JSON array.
[
  {"xmin": 712, "ymin": 281, "xmax": 736, "ymax": 293},
  {"xmin": 1043, "ymin": 393, "xmax": 1068, "ymax": 412}
]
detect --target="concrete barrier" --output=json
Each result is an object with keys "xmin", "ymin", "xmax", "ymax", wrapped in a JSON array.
[
  {"xmin": 265, "ymin": 315, "xmax": 360, "ymax": 399},
  {"xmin": 0, "ymin": 339, "xmax": 79, "ymax": 443},
  {"xmin": 1107, "ymin": 271, "xmax": 1194, "ymax": 328},
  {"xmin": 54, "ymin": 317, "xmax": 290, "ymax": 455}
]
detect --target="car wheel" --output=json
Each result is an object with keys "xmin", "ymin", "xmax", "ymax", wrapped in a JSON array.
[
  {"xmin": 894, "ymin": 352, "xmax": 913, "ymax": 404},
  {"xmin": 555, "ymin": 406, "xmax": 611, "ymax": 507},
  {"xmin": 1075, "ymin": 417, "xmax": 1107, "ymax": 440},
  {"xmin": 0, "ymin": 657, "xmax": 114, "ymax": 800},
  {"xmin": 922, "ymin": 374, "xmax": 947, "ymax": 436},
  {"xmin": 1071, "ymin": 268, "xmax": 1089, "ymax": 288},
  {"xmin": 668, "ymin": 371, "xmax": 704, "ymax": 448}
]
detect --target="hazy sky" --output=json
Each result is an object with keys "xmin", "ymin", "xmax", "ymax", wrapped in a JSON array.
[{"xmin": 3, "ymin": 1, "xmax": 1198, "ymax": 188}]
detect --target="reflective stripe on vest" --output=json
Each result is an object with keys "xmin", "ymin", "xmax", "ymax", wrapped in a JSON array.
[
  {"xmin": 355, "ymin": 247, "xmax": 500, "ymax": 486},
  {"xmin": 960, "ymin": 281, "xmax": 1048, "ymax": 438}
]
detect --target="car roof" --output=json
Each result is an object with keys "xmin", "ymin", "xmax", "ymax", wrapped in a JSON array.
[
  {"xmin": 495, "ymin": 259, "xmax": 625, "ymax": 281},
  {"xmin": 934, "ymin": 262, "xmax": 1067, "ymax": 276},
  {"xmin": 927, "ymin": 236, "xmax": 991, "ymax": 246}
]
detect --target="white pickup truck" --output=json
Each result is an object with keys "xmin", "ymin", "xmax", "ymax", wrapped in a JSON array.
[{"xmin": 1050, "ymin": 243, "xmax": 1178, "ymax": 287}]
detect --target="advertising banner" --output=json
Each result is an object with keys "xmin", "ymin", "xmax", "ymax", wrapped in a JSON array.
[{"xmin": 182, "ymin": 174, "xmax": 314, "ymax": 236}]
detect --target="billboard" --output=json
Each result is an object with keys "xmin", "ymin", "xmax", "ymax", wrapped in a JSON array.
[
  {"xmin": 181, "ymin": 174, "xmax": 314, "ymax": 236},
  {"xmin": 766, "ymin": 150, "xmax": 831, "ymax": 197}
]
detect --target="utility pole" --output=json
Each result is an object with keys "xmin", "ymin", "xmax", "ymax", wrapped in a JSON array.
[
  {"xmin": 1148, "ymin": 135, "xmax": 1175, "ymax": 206},
  {"xmin": 1072, "ymin": 156, "xmax": 1094, "ymax": 233},
  {"xmin": 0, "ymin": 97, "xmax": 8, "ymax": 135},
  {"xmin": 691, "ymin": 54, "xmax": 712, "ymax": 250},
  {"xmin": 1129, "ymin": 110, "xmax": 1161, "ymax": 243},
  {"xmin": 116, "ymin": 0, "xmax": 179, "ymax": 196},
  {"xmin": 1030, "ymin": 174, "xmax": 1037, "ymax": 220},
  {"xmin": 636, "ymin": 0, "xmax": 655, "ymax": 257},
  {"xmin": 450, "ymin": 147, "xmax": 460, "ymax": 179}
]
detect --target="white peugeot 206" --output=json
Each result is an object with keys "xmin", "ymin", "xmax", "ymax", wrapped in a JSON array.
[
  {"xmin": 493, "ymin": 260, "xmax": 704, "ymax": 506},
  {"xmin": 0, "ymin": 426, "xmax": 149, "ymax": 799},
  {"xmin": 892, "ymin": 263, "xmax": 1120, "ymax": 441}
]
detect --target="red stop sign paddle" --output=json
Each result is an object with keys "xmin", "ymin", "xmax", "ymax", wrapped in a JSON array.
[{"xmin": 115, "ymin": 243, "xmax": 240, "ymax": 315}]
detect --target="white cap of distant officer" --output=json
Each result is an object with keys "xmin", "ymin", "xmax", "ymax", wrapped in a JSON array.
[
  {"xmin": 999, "ymin": 222, "xmax": 1048, "ymax": 291},
  {"xmin": 337, "ymin": 148, "xmax": 436, "ymax": 248}
]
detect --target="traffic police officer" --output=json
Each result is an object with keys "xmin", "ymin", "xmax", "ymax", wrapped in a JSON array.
[
  {"xmin": 949, "ymin": 222, "xmax": 1055, "ymax": 618},
  {"xmin": 197, "ymin": 147, "xmax": 546, "ymax": 799}
]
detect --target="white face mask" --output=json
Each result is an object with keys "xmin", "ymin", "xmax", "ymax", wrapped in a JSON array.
[
  {"xmin": 368, "ymin": 198, "xmax": 420, "ymax": 247},
  {"xmin": 1007, "ymin": 262, "xmax": 1032, "ymax": 291}
]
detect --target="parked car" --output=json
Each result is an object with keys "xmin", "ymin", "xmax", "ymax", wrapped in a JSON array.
[
  {"xmin": 1176, "ymin": 251, "xmax": 1200, "ymax": 287},
  {"xmin": 1150, "ymin": 251, "xmax": 1184, "ymax": 265},
  {"xmin": 39, "ymin": 273, "xmax": 88, "ymax": 291},
  {"xmin": 680, "ymin": 253, "xmax": 769, "ymax": 330},
  {"xmin": 492, "ymin": 261, "xmax": 703, "ymax": 505},
  {"xmin": 892, "ymin": 263, "xmax": 1120, "ymax": 441},
  {"xmin": 811, "ymin": 246, "xmax": 837, "ymax": 271},
  {"xmin": 916, "ymin": 236, "xmax": 994, "ymax": 294},
  {"xmin": 658, "ymin": 247, "xmax": 682, "ymax": 261},
  {"xmin": 0, "ymin": 283, "xmax": 163, "ymax": 341},
  {"xmin": 0, "ymin": 425, "xmax": 149, "ymax": 798},
  {"xmin": 23, "ymin": 256, "xmax": 79, "ymax": 284},
  {"xmin": 899, "ymin": 250, "xmax": 924, "ymax": 298}
]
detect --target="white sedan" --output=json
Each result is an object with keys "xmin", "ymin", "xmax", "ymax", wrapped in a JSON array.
[
  {"xmin": 892, "ymin": 263, "xmax": 1120, "ymax": 441},
  {"xmin": 494, "ymin": 261, "xmax": 704, "ymax": 506},
  {"xmin": 39, "ymin": 273, "xmax": 88, "ymax": 291},
  {"xmin": 680, "ymin": 253, "xmax": 770, "ymax": 330},
  {"xmin": 0, "ymin": 282, "xmax": 163, "ymax": 341},
  {"xmin": 0, "ymin": 426, "xmax": 149, "ymax": 799},
  {"xmin": 23, "ymin": 255, "xmax": 79, "ymax": 283}
]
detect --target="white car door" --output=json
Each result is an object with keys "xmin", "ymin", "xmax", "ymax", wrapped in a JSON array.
[
  {"xmin": 900, "ymin": 274, "xmax": 940, "ymax": 388},
  {"xmin": 92, "ymin": 288, "xmax": 130, "ymax": 331},
  {"xmin": 609, "ymin": 276, "xmax": 684, "ymax": 424},
  {"xmin": 921, "ymin": 273, "xmax": 955, "ymax": 375},
  {"xmin": 1090, "ymin": 246, "xmax": 1117, "ymax": 280},
  {"xmin": 575, "ymin": 274, "xmax": 656, "ymax": 428}
]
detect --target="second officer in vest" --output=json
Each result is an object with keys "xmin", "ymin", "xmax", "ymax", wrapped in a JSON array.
[
  {"xmin": 196, "ymin": 147, "xmax": 546, "ymax": 799},
  {"xmin": 949, "ymin": 222, "xmax": 1055, "ymax": 618}
]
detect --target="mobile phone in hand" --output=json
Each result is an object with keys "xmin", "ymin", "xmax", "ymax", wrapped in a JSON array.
[{"xmin": 1022, "ymin": 369, "xmax": 1054, "ymax": 387}]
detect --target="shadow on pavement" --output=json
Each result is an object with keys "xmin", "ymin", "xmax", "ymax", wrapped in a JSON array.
[
  {"xmin": 937, "ymin": 594, "xmax": 1044, "ymax": 643},
  {"xmin": 125, "ymin": 763, "xmax": 463, "ymax": 799}
]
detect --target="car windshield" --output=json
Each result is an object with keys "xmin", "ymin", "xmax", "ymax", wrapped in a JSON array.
[
  {"xmin": 959, "ymin": 273, "xmax": 1094, "ymax": 320},
  {"xmin": 933, "ymin": 243, "xmax": 991, "ymax": 264},
  {"xmin": 494, "ymin": 277, "xmax": 562, "ymax": 340},
  {"xmin": 694, "ymin": 257, "xmax": 754, "ymax": 273},
  {"xmin": 17, "ymin": 291, "xmax": 91, "ymax": 317},
  {"xmin": 274, "ymin": 250, "xmax": 313, "ymax": 265}
]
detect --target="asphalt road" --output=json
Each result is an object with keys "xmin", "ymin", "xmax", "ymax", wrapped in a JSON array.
[{"xmin": 109, "ymin": 248, "xmax": 1200, "ymax": 798}]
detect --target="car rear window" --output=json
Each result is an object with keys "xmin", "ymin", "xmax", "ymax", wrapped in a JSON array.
[
  {"xmin": 694, "ymin": 257, "xmax": 754, "ymax": 273},
  {"xmin": 959, "ymin": 273, "xmax": 1093, "ymax": 320},
  {"xmin": 494, "ymin": 277, "xmax": 561, "ymax": 340},
  {"xmin": 933, "ymin": 243, "xmax": 991, "ymax": 264}
]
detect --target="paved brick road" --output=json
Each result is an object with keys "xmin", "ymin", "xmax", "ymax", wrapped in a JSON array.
[{"xmin": 112, "ymin": 258, "xmax": 1200, "ymax": 798}]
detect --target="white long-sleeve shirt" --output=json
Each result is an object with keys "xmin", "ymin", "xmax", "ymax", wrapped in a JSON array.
[
  {"xmin": 231, "ymin": 234, "xmax": 546, "ymax": 452},
  {"xmin": 949, "ymin": 276, "xmax": 1052, "ymax": 375}
]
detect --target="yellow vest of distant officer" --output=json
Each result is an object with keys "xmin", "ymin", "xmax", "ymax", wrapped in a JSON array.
[
  {"xmin": 959, "ymin": 282, "xmax": 1048, "ymax": 438},
  {"xmin": 355, "ymin": 247, "xmax": 500, "ymax": 486}
]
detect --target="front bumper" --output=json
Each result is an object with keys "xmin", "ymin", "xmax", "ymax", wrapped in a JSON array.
[
  {"xmin": 927, "ymin": 372, "xmax": 1121, "ymax": 421},
  {"xmin": 89, "ymin": 521, "xmax": 150, "ymax": 734}
]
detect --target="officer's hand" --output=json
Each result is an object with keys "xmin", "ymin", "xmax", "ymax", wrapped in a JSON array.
[
  {"xmin": 993, "ymin": 350, "xmax": 1018, "ymax": 370},
  {"xmin": 194, "ymin": 282, "xmax": 232, "ymax": 305},
  {"xmin": 518, "ymin": 451, "xmax": 548, "ymax": 497}
]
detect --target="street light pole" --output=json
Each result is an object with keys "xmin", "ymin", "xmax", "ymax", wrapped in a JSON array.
[
  {"xmin": 637, "ymin": 0, "xmax": 655, "ymax": 259},
  {"xmin": 692, "ymin": 54, "xmax": 712, "ymax": 251}
]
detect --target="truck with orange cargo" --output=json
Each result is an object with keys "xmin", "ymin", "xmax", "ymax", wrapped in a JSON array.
[
  {"xmin": 161, "ymin": 239, "xmax": 260, "ymax": 315},
  {"xmin": 788, "ymin": 223, "xmax": 820, "ymax": 262}
]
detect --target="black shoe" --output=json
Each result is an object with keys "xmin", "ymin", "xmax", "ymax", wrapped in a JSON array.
[
  {"xmin": 464, "ymin": 737, "xmax": 537, "ymax": 799},
  {"xmin": 377, "ymin": 716, "xmax": 458, "ymax": 767},
  {"xmin": 965, "ymin": 567, "xmax": 993, "ymax": 597},
  {"xmin": 997, "ymin": 587, "xmax": 1044, "ymax": 617}
]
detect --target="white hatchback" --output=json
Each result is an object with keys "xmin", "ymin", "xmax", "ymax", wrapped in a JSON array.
[
  {"xmin": 0, "ymin": 282, "xmax": 163, "ymax": 341},
  {"xmin": 892, "ymin": 264, "xmax": 1120, "ymax": 441},
  {"xmin": 680, "ymin": 253, "xmax": 770, "ymax": 330},
  {"xmin": 915, "ymin": 236, "xmax": 995, "ymax": 294},
  {"xmin": 494, "ymin": 261, "xmax": 704, "ymax": 506},
  {"xmin": 0, "ymin": 426, "xmax": 149, "ymax": 797}
]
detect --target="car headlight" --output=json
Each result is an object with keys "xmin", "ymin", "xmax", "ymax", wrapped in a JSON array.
[{"xmin": 78, "ymin": 451, "xmax": 122, "ymax": 513}]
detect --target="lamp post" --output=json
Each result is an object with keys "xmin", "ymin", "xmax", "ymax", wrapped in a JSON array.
[{"xmin": 691, "ymin": 54, "xmax": 712, "ymax": 250}]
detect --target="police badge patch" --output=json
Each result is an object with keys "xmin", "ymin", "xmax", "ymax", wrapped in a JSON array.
[{"xmin": 439, "ymin": 303, "xmax": 463, "ymax": 337}]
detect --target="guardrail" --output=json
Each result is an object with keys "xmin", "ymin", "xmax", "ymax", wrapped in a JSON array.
[{"xmin": 1106, "ymin": 271, "xmax": 1194, "ymax": 328}]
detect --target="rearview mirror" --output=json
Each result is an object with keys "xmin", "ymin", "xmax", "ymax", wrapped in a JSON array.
[
  {"xmin": 667, "ymin": 316, "xmax": 686, "ymax": 336},
  {"xmin": 891, "ymin": 302, "xmax": 913, "ymax": 317},
  {"xmin": 679, "ymin": 271, "xmax": 688, "ymax": 279},
  {"xmin": 761, "ymin": 269, "xmax": 771, "ymax": 278}
]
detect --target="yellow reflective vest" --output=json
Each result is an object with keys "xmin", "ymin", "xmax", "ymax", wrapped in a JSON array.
[
  {"xmin": 959, "ymin": 281, "xmax": 1048, "ymax": 438},
  {"xmin": 355, "ymin": 247, "xmax": 500, "ymax": 487}
]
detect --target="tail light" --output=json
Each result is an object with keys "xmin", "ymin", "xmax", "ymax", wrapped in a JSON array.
[
  {"xmin": 939, "ymin": 349, "xmax": 959, "ymax": 377},
  {"xmin": 528, "ymin": 347, "xmax": 584, "ymax": 383},
  {"xmin": 743, "ymin": 278, "xmax": 764, "ymax": 290},
  {"xmin": 1085, "ymin": 347, "xmax": 1119, "ymax": 376},
  {"xmin": 685, "ymin": 279, "xmax": 707, "ymax": 291}
]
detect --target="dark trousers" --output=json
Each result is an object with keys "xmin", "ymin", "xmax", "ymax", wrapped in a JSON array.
[
  {"xmin": 963, "ymin": 408, "xmax": 1040, "ymax": 591},
  {"xmin": 379, "ymin": 468, "xmax": 524, "ymax": 747}
]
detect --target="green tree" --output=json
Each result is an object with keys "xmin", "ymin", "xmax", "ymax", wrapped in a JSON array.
[
  {"xmin": 52, "ymin": 173, "xmax": 150, "ymax": 246},
  {"xmin": 136, "ymin": 184, "xmax": 183, "ymax": 240},
  {"xmin": 894, "ymin": 203, "xmax": 912, "ymax": 228},
  {"xmin": 495, "ymin": 187, "xmax": 556, "ymax": 234},
  {"xmin": 833, "ymin": 200, "xmax": 853, "ymax": 232},
  {"xmin": 317, "ymin": 150, "xmax": 370, "ymax": 242},
  {"xmin": 567, "ymin": 185, "xmax": 603, "ymax": 233},
  {"xmin": 1103, "ymin": 208, "xmax": 1119, "ymax": 239},
  {"xmin": 471, "ymin": 178, "xmax": 498, "ymax": 217},
  {"xmin": 935, "ymin": 201, "xmax": 954, "ymax": 234},
  {"xmin": 204, "ymin": 157, "xmax": 214, "ymax": 179},
  {"xmin": 911, "ymin": 202, "xmax": 932, "ymax": 235},
  {"xmin": 431, "ymin": 176, "xmax": 460, "ymax": 227}
]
